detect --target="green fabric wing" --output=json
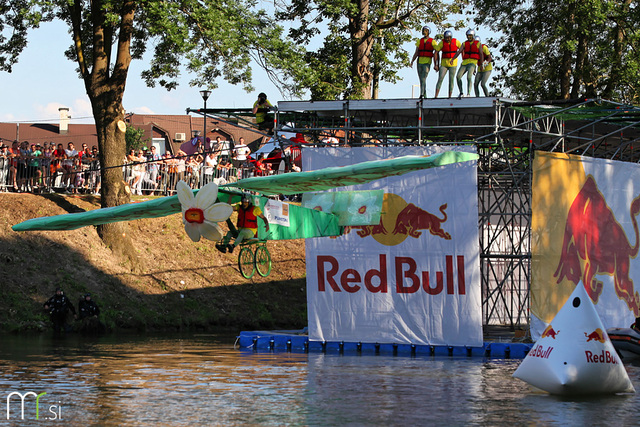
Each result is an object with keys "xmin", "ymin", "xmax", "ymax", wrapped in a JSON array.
[
  {"xmin": 12, "ymin": 152, "xmax": 477, "ymax": 232},
  {"xmin": 222, "ymin": 151, "xmax": 478, "ymax": 195}
]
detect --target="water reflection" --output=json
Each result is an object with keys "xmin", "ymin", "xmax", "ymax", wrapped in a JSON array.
[{"xmin": 1, "ymin": 333, "xmax": 639, "ymax": 425}]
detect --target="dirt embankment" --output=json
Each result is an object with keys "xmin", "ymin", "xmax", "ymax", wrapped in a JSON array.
[{"xmin": 0, "ymin": 193, "xmax": 308, "ymax": 333}]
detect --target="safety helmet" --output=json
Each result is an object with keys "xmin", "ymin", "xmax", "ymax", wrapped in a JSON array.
[
  {"xmin": 422, "ymin": 26, "xmax": 431, "ymax": 34},
  {"xmin": 474, "ymin": 36, "xmax": 481, "ymax": 42},
  {"xmin": 444, "ymin": 30, "xmax": 453, "ymax": 38},
  {"xmin": 466, "ymin": 29, "xmax": 475, "ymax": 37},
  {"xmin": 258, "ymin": 92, "xmax": 267, "ymax": 100},
  {"xmin": 241, "ymin": 194, "xmax": 251, "ymax": 203}
]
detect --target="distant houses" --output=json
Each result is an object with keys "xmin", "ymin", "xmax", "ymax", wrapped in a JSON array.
[{"xmin": 0, "ymin": 107, "xmax": 263, "ymax": 154}]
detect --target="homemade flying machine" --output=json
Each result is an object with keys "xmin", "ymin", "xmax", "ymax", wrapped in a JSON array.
[{"xmin": 12, "ymin": 152, "xmax": 478, "ymax": 278}]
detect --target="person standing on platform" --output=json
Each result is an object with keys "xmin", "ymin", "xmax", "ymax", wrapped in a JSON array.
[
  {"xmin": 474, "ymin": 36, "xmax": 493, "ymax": 97},
  {"xmin": 434, "ymin": 30, "xmax": 461, "ymax": 98},
  {"xmin": 410, "ymin": 26, "xmax": 436, "ymax": 98},
  {"xmin": 252, "ymin": 93, "xmax": 274, "ymax": 135},
  {"xmin": 453, "ymin": 29, "xmax": 484, "ymax": 98}
]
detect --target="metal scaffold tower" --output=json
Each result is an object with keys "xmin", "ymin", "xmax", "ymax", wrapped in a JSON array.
[{"xmin": 270, "ymin": 97, "xmax": 640, "ymax": 328}]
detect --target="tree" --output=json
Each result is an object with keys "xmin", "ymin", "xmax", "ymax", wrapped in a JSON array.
[
  {"xmin": 473, "ymin": 0, "xmax": 640, "ymax": 103},
  {"xmin": 0, "ymin": 0, "xmax": 303, "ymax": 262},
  {"xmin": 276, "ymin": 0, "xmax": 467, "ymax": 100},
  {"xmin": 125, "ymin": 125, "xmax": 147, "ymax": 152}
]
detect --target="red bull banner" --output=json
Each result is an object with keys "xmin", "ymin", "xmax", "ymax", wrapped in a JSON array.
[
  {"xmin": 303, "ymin": 147, "xmax": 482, "ymax": 346},
  {"xmin": 532, "ymin": 152, "xmax": 640, "ymax": 339}
]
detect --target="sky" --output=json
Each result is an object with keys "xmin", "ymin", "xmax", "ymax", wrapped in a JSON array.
[{"xmin": 0, "ymin": 19, "xmax": 488, "ymax": 125}]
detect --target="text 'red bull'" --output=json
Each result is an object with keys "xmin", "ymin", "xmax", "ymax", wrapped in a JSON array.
[
  {"xmin": 316, "ymin": 254, "xmax": 466, "ymax": 294},
  {"xmin": 585, "ymin": 350, "xmax": 619, "ymax": 364},
  {"xmin": 529, "ymin": 344, "xmax": 553, "ymax": 359}
]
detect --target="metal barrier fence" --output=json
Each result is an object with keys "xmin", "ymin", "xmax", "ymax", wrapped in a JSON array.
[{"xmin": 0, "ymin": 152, "xmax": 292, "ymax": 195}]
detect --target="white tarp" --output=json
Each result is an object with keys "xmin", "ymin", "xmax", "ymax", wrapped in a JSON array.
[{"xmin": 304, "ymin": 146, "xmax": 482, "ymax": 346}]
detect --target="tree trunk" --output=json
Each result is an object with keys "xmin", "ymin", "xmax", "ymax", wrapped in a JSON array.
[
  {"xmin": 72, "ymin": 0, "xmax": 139, "ymax": 269},
  {"xmin": 570, "ymin": 33, "xmax": 587, "ymax": 98},
  {"xmin": 559, "ymin": 2, "xmax": 576, "ymax": 99},
  {"xmin": 371, "ymin": 60, "xmax": 380, "ymax": 99},
  {"xmin": 602, "ymin": 0, "xmax": 630, "ymax": 99},
  {"xmin": 93, "ymin": 99, "xmax": 139, "ymax": 268},
  {"xmin": 350, "ymin": 0, "xmax": 373, "ymax": 99}
]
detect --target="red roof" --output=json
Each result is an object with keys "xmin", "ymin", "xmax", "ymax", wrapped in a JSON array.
[
  {"xmin": 1, "ymin": 113, "xmax": 268, "ymax": 153},
  {"xmin": 0, "ymin": 122, "xmax": 97, "ymax": 147}
]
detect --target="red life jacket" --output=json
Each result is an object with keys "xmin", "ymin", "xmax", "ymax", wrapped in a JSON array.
[
  {"xmin": 237, "ymin": 205, "xmax": 258, "ymax": 230},
  {"xmin": 418, "ymin": 37, "xmax": 435, "ymax": 58},
  {"xmin": 441, "ymin": 39, "xmax": 458, "ymax": 59},
  {"xmin": 462, "ymin": 40, "xmax": 480, "ymax": 60}
]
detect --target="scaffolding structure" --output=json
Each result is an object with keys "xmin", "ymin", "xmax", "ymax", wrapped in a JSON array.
[{"xmin": 268, "ymin": 97, "xmax": 640, "ymax": 328}]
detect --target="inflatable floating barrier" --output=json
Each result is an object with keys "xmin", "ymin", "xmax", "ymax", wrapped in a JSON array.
[
  {"xmin": 607, "ymin": 327, "xmax": 640, "ymax": 361},
  {"xmin": 513, "ymin": 283, "xmax": 635, "ymax": 395}
]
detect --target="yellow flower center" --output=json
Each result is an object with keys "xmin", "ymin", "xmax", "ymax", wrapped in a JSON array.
[
  {"xmin": 358, "ymin": 205, "xmax": 367, "ymax": 214},
  {"xmin": 184, "ymin": 207, "xmax": 204, "ymax": 224}
]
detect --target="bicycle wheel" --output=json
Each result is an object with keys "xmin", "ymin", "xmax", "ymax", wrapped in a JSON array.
[
  {"xmin": 254, "ymin": 245, "xmax": 272, "ymax": 277},
  {"xmin": 238, "ymin": 246, "xmax": 255, "ymax": 279}
]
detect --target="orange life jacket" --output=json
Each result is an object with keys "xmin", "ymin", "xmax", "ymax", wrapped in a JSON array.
[
  {"xmin": 441, "ymin": 39, "xmax": 458, "ymax": 59},
  {"xmin": 237, "ymin": 205, "xmax": 258, "ymax": 230},
  {"xmin": 418, "ymin": 37, "xmax": 435, "ymax": 58},
  {"xmin": 462, "ymin": 40, "xmax": 480, "ymax": 60}
]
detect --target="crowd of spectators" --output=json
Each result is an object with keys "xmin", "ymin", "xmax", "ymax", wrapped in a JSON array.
[{"xmin": 0, "ymin": 137, "xmax": 302, "ymax": 195}]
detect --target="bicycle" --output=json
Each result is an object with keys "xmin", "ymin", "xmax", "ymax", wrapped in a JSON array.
[{"xmin": 237, "ymin": 239, "xmax": 272, "ymax": 279}]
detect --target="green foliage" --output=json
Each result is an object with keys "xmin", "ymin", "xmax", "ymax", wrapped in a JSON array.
[
  {"xmin": 473, "ymin": 0, "xmax": 640, "ymax": 103},
  {"xmin": 277, "ymin": 0, "xmax": 467, "ymax": 100},
  {"xmin": 125, "ymin": 125, "xmax": 147, "ymax": 152},
  {"xmin": 0, "ymin": 0, "xmax": 305, "ymax": 124}
]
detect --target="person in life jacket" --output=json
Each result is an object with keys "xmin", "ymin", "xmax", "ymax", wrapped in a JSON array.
[
  {"xmin": 43, "ymin": 287, "xmax": 77, "ymax": 333},
  {"xmin": 473, "ymin": 36, "xmax": 493, "ymax": 96},
  {"xmin": 410, "ymin": 26, "xmax": 436, "ymax": 98},
  {"xmin": 452, "ymin": 29, "xmax": 485, "ymax": 98},
  {"xmin": 216, "ymin": 194, "xmax": 270, "ymax": 253},
  {"xmin": 434, "ymin": 30, "xmax": 462, "ymax": 98}
]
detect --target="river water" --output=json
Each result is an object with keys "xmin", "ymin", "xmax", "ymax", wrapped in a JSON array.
[{"xmin": 1, "ymin": 333, "xmax": 640, "ymax": 426}]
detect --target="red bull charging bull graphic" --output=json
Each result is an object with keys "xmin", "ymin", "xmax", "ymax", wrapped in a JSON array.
[
  {"xmin": 531, "ymin": 152, "xmax": 640, "ymax": 340},
  {"xmin": 541, "ymin": 325, "xmax": 560, "ymax": 339},
  {"xmin": 584, "ymin": 328, "xmax": 606, "ymax": 343},
  {"xmin": 343, "ymin": 193, "xmax": 451, "ymax": 246},
  {"xmin": 304, "ymin": 147, "xmax": 482, "ymax": 347},
  {"xmin": 554, "ymin": 175, "xmax": 640, "ymax": 315}
]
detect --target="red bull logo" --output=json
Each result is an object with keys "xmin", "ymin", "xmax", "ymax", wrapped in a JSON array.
[
  {"xmin": 541, "ymin": 325, "xmax": 560, "ymax": 339},
  {"xmin": 316, "ymin": 254, "xmax": 466, "ymax": 295},
  {"xmin": 585, "ymin": 350, "xmax": 619, "ymax": 364},
  {"xmin": 528, "ymin": 344, "xmax": 553, "ymax": 359},
  {"xmin": 584, "ymin": 328, "xmax": 606, "ymax": 343},
  {"xmin": 553, "ymin": 175, "xmax": 640, "ymax": 315},
  {"xmin": 343, "ymin": 193, "xmax": 450, "ymax": 246}
]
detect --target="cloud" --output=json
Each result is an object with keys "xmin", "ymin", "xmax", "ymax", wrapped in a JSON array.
[{"xmin": 128, "ymin": 105, "xmax": 156, "ymax": 115}]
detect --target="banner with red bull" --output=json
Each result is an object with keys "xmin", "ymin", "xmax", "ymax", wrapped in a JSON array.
[
  {"xmin": 532, "ymin": 152, "xmax": 640, "ymax": 339},
  {"xmin": 303, "ymin": 147, "xmax": 482, "ymax": 346}
]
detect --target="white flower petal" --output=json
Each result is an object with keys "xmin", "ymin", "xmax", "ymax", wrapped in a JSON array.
[
  {"xmin": 177, "ymin": 181, "xmax": 195, "ymax": 207},
  {"xmin": 204, "ymin": 203, "xmax": 234, "ymax": 223},
  {"xmin": 183, "ymin": 222, "xmax": 202, "ymax": 242},
  {"xmin": 194, "ymin": 182, "xmax": 219, "ymax": 209},
  {"xmin": 199, "ymin": 221, "xmax": 223, "ymax": 241}
]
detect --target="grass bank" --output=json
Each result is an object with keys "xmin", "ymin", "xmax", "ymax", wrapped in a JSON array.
[{"xmin": 0, "ymin": 193, "xmax": 307, "ymax": 334}]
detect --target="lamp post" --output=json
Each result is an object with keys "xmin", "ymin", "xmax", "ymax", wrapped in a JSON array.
[{"xmin": 199, "ymin": 90, "xmax": 211, "ymax": 152}]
